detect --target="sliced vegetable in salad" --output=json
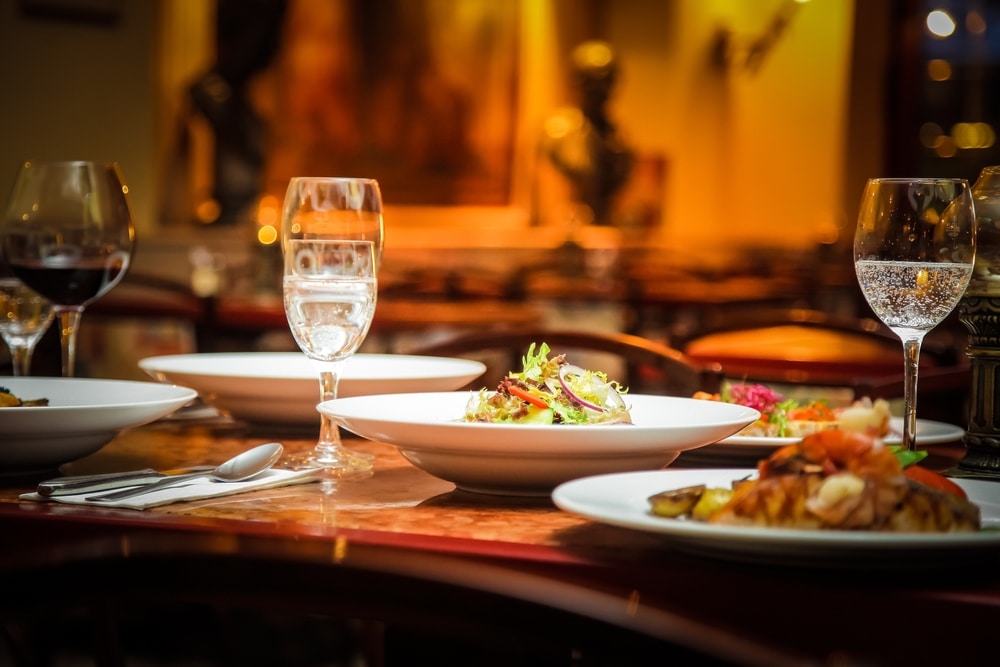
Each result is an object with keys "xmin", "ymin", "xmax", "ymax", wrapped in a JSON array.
[{"xmin": 463, "ymin": 342, "xmax": 631, "ymax": 425}]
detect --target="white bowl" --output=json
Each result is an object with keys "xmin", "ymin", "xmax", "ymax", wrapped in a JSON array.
[
  {"xmin": 0, "ymin": 377, "xmax": 197, "ymax": 475},
  {"xmin": 139, "ymin": 352, "xmax": 486, "ymax": 425},
  {"xmin": 318, "ymin": 392, "xmax": 760, "ymax": 495}
]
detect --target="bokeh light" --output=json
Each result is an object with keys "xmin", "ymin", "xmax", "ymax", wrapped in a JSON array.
[{"xmin": 927, "ymin": 9, "xmax": 956, "ymax": 37}]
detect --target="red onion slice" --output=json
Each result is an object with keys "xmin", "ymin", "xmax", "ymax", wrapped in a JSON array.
[{"xmin": 559, "ymin": 364, "xmax": 625, "ymax": 413}]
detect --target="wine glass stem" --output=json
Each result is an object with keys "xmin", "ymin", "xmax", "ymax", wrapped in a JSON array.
[
  {"xmin": 57, "ymin": 309, "xmax": 83, "ymax": 378},
  {"xmin": 901, "ymin": 335, "xmax": 923, "ymax": 452},
  {"xmin": 316, "ymin": 366, "xmax": 344, "ymax": 459},
  {"xmin": 9, "ymin": 344, "xmax": 33, "ymax": 376}
]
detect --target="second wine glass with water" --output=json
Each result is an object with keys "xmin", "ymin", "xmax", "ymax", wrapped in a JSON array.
[
  {"xmin": 0, "ymin": 277, "xmax": 53, "ymax": 376},
  {"xmin": 853, "ymin": 177, "xmax": 976, "ymax": 452}
]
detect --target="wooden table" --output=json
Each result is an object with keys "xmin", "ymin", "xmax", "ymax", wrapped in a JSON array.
[{"xmin": 1, "ymin": 419, "xmax": 997, "ymax": 666}]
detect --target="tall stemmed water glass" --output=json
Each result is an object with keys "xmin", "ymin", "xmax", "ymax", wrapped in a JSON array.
[
  {"xmin": 0, "ymin": 277, "xmax": 54, "ymax": 375},
  {"xmin": 280, "ymin": 177, "xmax": 383, "ymax": 477},
  {"xmin": 1, "ymin": 161, "xmax": 135, "ymax": 377},
  {"xmin": 854, "ymin": 178, "xmax": 976, "ymax": 452},
  {"xmin": 283, "ymin": 239, "xmax": 378, "ymax": 477}
]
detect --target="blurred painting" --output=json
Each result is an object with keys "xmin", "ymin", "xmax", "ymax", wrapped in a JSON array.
[{"xmin": 163, "ymin": 0, "xmax": 519, "ymax": 226}]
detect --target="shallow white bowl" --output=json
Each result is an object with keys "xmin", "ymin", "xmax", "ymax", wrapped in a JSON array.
[
  {"xmin": 139, "ymin": 352, "xmax": 486, "ymax": 425},
  {"xmin": 318, "ymin": 392, "xmax": 760, "ymax": 495},
  {"xmin": 0, "ymin": 377, "xmax": 197, "ymax": 475}
]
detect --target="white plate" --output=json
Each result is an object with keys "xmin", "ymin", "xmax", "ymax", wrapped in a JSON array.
[
  {"xmin": 139, "ymin": 352, "xmax": 486, "ymax": 425},
  {"xmin": 318, "ymin": 393, "xmax": 760, "ymax": 495},
  {"xmin": 553, "ymin": 469, "xmax": 1000, "ymax": 568},
  {"xmin": 0, "ymin": 377, "xmax": 197, "ymax": 475},
  {"xmin": 697, "ymin": 418, "xmax": 966, "ymax": 463}
]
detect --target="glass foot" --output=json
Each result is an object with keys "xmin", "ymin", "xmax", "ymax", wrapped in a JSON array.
[{"xmin": 285, "ymin": 445, "xmax": 374, "ymax": 480}]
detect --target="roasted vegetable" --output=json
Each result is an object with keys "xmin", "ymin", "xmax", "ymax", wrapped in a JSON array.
[
  {"xmin": 0, "ymin": 386, "xmax": 48, "ymax": 407},
  {"xmin": 648, "ymin": 485, "xmax": 734, "ymax": 520}
]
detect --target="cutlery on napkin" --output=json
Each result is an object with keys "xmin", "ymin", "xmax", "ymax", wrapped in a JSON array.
[
  {"xmin": 36, "ymin": 466, "xmax": 215, "ymax": 497},
  {"xmin": 21, "ymin": 468, "xmax": 320, "ymax": 510}
]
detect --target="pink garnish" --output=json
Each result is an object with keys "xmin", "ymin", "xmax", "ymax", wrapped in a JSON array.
[{"xmin": 726, "ymin": 384, "xmax": 784, "ymax": 415}]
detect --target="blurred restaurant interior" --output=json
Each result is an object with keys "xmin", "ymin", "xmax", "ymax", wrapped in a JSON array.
[
  {"xmin": 0, "ymin": 0, "xmax": 997, "ymax": 407},
  {"xmin": 6, "ymin": 2, "xmax": 1000, "ymax": 664}
]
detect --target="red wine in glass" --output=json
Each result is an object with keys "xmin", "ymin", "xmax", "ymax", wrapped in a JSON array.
[{"xmin": 10, "ymin": 260, "xmax": 128, "ymax": 307}]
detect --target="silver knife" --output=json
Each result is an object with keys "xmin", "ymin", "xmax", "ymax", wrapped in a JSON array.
[{"xmin": 36, "ymin": 466, "xmax": 214, "ymax": 497}]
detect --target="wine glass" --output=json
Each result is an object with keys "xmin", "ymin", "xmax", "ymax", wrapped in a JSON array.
[
  {"xmin": 282, "ymin": 177, "xmax": 384, "ymax": 266},
  {"xmin": 283, "ymin": 239, "xmax": 378, "ymax": 478},
  {"xmin": 1, "ymin": 161, "xmax": 135, "ymax": 377},
  {"xmin": 0, "ymin": 277, "xmax": 54, "ymax": 375},
  {"xmin": 854, "ymin": 178, "xmax": 976, "ymax": 452}
]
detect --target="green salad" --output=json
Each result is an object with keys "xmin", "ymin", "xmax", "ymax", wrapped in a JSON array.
[{"xmin": 462, "ymin": 342, "xmax": 631, "ymax": 425}]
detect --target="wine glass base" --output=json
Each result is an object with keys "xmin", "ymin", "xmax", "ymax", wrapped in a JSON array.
[{"xmin": 286, "ymin": 446, "xmax": 375, "ymax": 480}]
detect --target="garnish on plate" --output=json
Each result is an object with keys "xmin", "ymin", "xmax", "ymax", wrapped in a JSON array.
[
  {"xmin": 463, "ymin": 342, "xmax": 631, "ymax": 425},
  {"xmin": 693, "ymin": 382, "xmax": 890, "ymax": 438}
]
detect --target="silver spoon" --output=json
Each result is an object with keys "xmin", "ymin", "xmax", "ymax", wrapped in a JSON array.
[{"xmin": 87, "ymin": 442, "xmax": 284, "ymax": 501}]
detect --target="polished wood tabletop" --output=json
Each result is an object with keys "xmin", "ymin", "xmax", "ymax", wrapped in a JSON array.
[{"xmin": 1, "ymin": 416, "xmax": 998, "ymax": 665}]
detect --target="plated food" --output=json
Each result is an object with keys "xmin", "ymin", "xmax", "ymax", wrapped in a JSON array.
[
  {"xmin": 319, "ymin": 392, "xmax": 759, "ymax": 495},
  {"xmin": 318, "ymin": 343, "xmax": 758, "ymax": 494},
  {"xmin": 649, "ymin": 429, "xmax": 979, "ymax": 533},
  {"xmin": 553, "ymin": 468, "xmax": 1000, "ymax": 568},
  {"xmin": 694, "ymin": 383, "xmax": 891, "ymax": 438},
  {"xmin": 554, "ymin": 404, "xmax": 992, "ymax": 566},
  {"xmin": 463, "ymin": 342, "xmax": 630, "ymax": 425},
  {"xmin": 0, "ymin": 377, "xmax": 197, "ymax": 475}
]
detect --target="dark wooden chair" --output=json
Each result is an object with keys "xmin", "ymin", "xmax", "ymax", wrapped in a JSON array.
[
  {"xmin": 409, "ymin": 328, "xmax": 724, "ymax": 396},
  {"xmin": 678, "ymin": 307, "xmax": 962, "ymax": 385},
  {"xmin": 678, "ymin": 307, "xmax": 971, "ymax": 424}
]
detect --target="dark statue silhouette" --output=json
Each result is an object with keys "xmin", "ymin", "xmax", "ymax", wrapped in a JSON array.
[{"xmin": 539, "ymin": 41, "xmax": 635, "ymax": 226}]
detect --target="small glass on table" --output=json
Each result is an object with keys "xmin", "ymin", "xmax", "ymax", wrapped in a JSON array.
[
  {"xmin": 0, "ymin": 277, "xmax": 54, "ymax": 375},
  {"xmin": 283, "ymin": 239, "xmax": 378, "ymax": 478},
  {"xmin": 853, "ymin": 177, "xmax": 976, "ymax": 452}
]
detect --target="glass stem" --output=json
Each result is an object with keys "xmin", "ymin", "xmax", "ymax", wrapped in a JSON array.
[
  {"xmin": 315, "ymin": 363, "xmax": 345, "ymax": 462},
  {"xmin": 9, "ymin": 344, "xmax": 33, "ymax": 376},
  {"xmin": 57, "ymin": 309, "xmax": 83, "ymax": 378},
  {"xmin": 901, "ymin": 334, "xmax": 924, "ymax": 452}
]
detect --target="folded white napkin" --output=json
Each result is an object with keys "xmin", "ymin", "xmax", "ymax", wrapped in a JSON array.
[{"xmin": 20, "ymin": 468, "xmax": 319, "ymax": 510}]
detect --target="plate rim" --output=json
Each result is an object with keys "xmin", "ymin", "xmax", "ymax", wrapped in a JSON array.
[
  {"xmin": 320, "ymin": 391, "xmax": 761, "ymax": 431},
  {"xmin": 138, "ymin": 351, "xmax": 487, "ymax": 381},
  {"xmin": 318, "ymin": 392, "xmax": 761, "ymax": 458},
  {"xmin": 0, "ymin": 377, "xmax": 198, "ymax": 413},
  {"xmin": 720, "ymin": 416, "xmax": 965, "ymax": 448}
]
